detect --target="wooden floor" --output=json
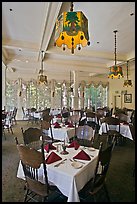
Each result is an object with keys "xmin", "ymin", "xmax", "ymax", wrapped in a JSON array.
[{"xmin": 2, "ymin": 120, "xmax": 135, "ymax": 202}]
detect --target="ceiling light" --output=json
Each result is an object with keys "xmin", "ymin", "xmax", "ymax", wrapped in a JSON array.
[
  {"xmin": 108, "ymin": 30, "xmax": 124, "ymax": 79},
  {"xmin": 123, "ymin": 60, "xmax": 132, "ymax": 87},
  {"xmin": 54, "ymin": 2, "xmax": 90, "ymax": 54},
  {"xmin": 37, "ymin": 50, "xmax": 48, "ymax": 85}
]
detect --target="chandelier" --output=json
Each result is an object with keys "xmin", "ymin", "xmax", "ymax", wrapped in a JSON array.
[
  {"xmin": 38, "ymin": 50, "xmax": 48, "ymax": 85},
  {"xmin": 123, "ymin": 60, "xmax": 132, "ymax": 87},
  {"xmin": 54, "ymin": 2, "xmax": 90, "ymax": 54},
  {"xmin": 108, "ymin": 30, "xmax": 124, "ymax": 79}
]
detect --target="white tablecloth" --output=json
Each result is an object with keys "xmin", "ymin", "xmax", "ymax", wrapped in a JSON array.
[
  {"xmin": 33, "ymin": 112, "xmax": 42, "ymax": 119},
  {"xmin": 99, "ymin": 122, "xmax": 133, "ymax": 140},
  {"xmin": 17, "ymin": 145, "xmax": 99, "ymax": 202},
  {"xmin": 43, "ymin": 126, "xmax": 75, "ymax": 143}
]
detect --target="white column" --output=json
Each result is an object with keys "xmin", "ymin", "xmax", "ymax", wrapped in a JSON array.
[
  {"xmin": 2, "ymin": 63, "xmax": 6, "ymax": 110},
  {"xmin": 50, "ymin": 79, "xmax": 55, "ymax": 109},
  {"xmin": 16, "ymin": 78, "xmax": 23, "ymax": 120},
  {"xmin": 72, "ymin": 71, "xmax": 79, "ymax": 110}
]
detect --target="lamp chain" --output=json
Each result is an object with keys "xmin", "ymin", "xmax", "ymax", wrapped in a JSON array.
[
  {"xmin": 70, "ymin": 2, "xmax": 74, "ymax": 12},
  {"xmin": 41, "ymin": 50, "xmax": 44, "ymax": 73},
  {"xmin": 114, "ymin": 30, "xmax": 118, "ymax": 66},
  {"xmin": 127, "ymin": 60, "xmax": 129, "ymax": 80}
]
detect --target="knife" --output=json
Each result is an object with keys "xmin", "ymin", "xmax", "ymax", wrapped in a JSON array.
[{"xmin": 54, "ymin": 158, "xmax": 67, "ymax": 167}]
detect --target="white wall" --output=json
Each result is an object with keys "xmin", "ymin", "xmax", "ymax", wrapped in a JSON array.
[{"xmin": 108, "ymin": 61, "xmax": 135, "ymax": 110}]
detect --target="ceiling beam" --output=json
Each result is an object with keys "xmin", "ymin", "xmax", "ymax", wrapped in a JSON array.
[{"xmin": 39, "ymin": 2, "xmax": 62, "ymax": 56}]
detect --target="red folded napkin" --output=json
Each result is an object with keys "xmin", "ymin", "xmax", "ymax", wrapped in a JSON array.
[
  {"xmin": 53, "ymin": 122, "xmax": 59, "ymax": 125},
  {"xmin": 57, "ymin": 114, "xmax": 62, "ymax": 118},
  {"xmin": 53, "ymin": 122, "xmax": 61, "ymax": 128},
  {"xmin": 45, "ymin": 152, "xmax": 62, "ymax": 164},
  {"xmin": 54, "ymin": 124, "xmax": 61, "ymax": 128},
  {"xmin": 73, "ymin": 150, "xmax": 91, "ymax": 160},
  {"xmin": 67, "ymin": 123, "xmax": 74, "ymax": 128},
  {"xmin": 44, "ymin": 143, "xmax": 56, "ymax": 152},
  {"xmin": 67, "ymin": 140, "xmax": 80, "ymax": 150}
]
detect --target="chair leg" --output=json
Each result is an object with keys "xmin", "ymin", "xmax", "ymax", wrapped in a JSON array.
[
  {"xmin": 10, "ymin": 127, "xmax": 14, "ymax": 134},
  {"xmin": 24, "ymin": 189, "xmax": 29, "ymax": 202}
]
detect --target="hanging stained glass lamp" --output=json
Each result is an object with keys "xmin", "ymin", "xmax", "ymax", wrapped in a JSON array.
[
  {"xmin": 108, "ymin": 30, "xmax": 124, "ymax": 79},
  {"xmin": 38, "ymin": 50, "xmax": 48, "ymax": 85},
  {"xmin": 54, "ymin": 2, "xmax": 90, "ymax": 54},
  {"xmin": 123, "ymin": 60, "xmax": 132, "ymax": 87}
]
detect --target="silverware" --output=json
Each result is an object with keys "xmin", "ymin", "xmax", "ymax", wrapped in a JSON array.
[{"xmin": 54, "ymin": 158, "xmax": 67, "ymax": 167}]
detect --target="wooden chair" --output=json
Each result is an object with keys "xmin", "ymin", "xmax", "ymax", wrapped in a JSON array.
[
  {"xmin": 22, "ymin": 107, "xmax": 29, "ymax": 120},
  {"xmin": 103, "ymin": 116, "xmax": 124, "ymax": 145},
  {"xmin": 2, "ymin": 115, "xmax": 14, "ymax": 135},
  {"xmin": 11, "ymin": 107, "xmax": 18, "ymax": 125},
  {"xmin": 86, "ymin": 112, "xmax": 99, "ymax": 133},
  {"xmin": 40, "ymin": 120, "xmax": 53, "ymax": 143},
  {"xmin": 115, "ymin": 113, "xmax": 129, "ymax": 123},
  {"xmin": 41, "ymin": 120, "xmax": 60, "ymax": 143},
  {"xmin": 68, "ymin": 114, "xmax": 81, "ymax": 138},
  {"xmin": 76, "ymin": 125, "xmax": 95, "ymax": 147},
  {"xmin": 79, "ymin": 137, "xmax": 116, "ymax": 202},
  {"xmin": 15, "ymin": 137, "xmax": 61, "ymax": 202},
  {"xmin": 43, "ymin": 114, "xmax": 53, "ymax": 123},
  {"xmin": 21, "ymin": 127, "xmax": 42, "ymax": 150}
]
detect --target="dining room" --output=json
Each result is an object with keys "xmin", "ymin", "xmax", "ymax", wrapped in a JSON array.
[{"xmin": 2, "ymin": 2, "xmax": 135, "ymax": 202}]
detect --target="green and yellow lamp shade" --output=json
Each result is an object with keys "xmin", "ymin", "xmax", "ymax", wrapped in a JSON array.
[
  {"xmin": 54, "ymin": 11, "xmax": 90, "ymax": 54},
  {"xmin": 108, "ymin": 65, "xmax": 124, "ymax": 79}
]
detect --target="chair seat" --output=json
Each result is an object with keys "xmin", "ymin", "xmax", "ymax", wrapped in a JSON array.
[{"xmin": 26, "ymin": 177, "xmax": 48, "ymax": 197}]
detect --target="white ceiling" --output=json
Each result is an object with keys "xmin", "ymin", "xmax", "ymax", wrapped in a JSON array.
[{"xmin": 2, "ymin": 2, "xmax": 135, "ymax": 83}]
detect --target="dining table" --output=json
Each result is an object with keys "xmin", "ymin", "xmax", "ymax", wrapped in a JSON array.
[
  {"xmin": 99, "ymin": 122, "xmax": 133, "ymax": 140},
  {"xmin": 42, "ymin": 124, "xmax": 75, "ymax": 143},
  {"xmin": 17, "ymin": 142, "xmax": 99, "ymax": 202}
]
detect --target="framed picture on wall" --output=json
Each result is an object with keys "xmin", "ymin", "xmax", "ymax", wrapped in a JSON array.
[{"xmin": 124, "ymin": 94, "xmax": 132, "ymax": 103}]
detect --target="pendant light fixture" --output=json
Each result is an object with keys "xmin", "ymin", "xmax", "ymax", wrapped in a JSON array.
[
  {"xmin": 123, "ymin": 60, "xmax": 132, "ymax": 87},
  {"xmin": 38, "ymin": 50, "xmax": 48, "ymax": 85},
  {"xmin": 108, "ymin": 30, "xmax": 124, "ymax": 79},
  {"xmin": 54, "ymin": 2, "xmax": 90, "ymax": 54}
]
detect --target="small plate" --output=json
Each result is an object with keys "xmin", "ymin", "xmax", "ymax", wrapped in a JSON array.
[
  {"xmin": 71, "ymin": 161, "xmax": 83, "ymax": 169},
  {"xmin": 88, "ymin": 147, "xmax": 96, "ymax": 151}
]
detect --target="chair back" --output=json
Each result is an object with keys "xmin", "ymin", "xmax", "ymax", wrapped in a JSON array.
[
  {"xmin": 92, "ymin": 137, "xmax": 115, "ymax": 193},
  {"xmin": 76, "ymin": 125, "xmax": 95, "ymax": 147},
  {"xmin": 76, "ymin": 125, "xmax": 95, "ymax": 140},
  {"xmin": 21, "ymin": 127, "xmax": 42, "ymax": 149},
  {"xmin": 41, "ymin": 120, "xmax": 54, "ymax": 142},
  {"xmin": 86, "ymin": 112, "xmax": 97, "ymax": 128},
  {"xmin": 69, "ymin": 114, "xmax": 81, "ymax": 137},
  {"xmin": 15, "ymin": 137, "xmax": 49, "ymax": 198},
  {"xmin": 86, "ymin": 112, "xmax": 96, "ymax": 118},
  {"xmin": 116, "ymin": 113, "xmax": 129, "ymax": 123},
  {"xmin": 104, "ymin": 116, "xmax": 120, "ymax": 133},
  {"xmin": 62, "ymin": 111, "xmax": 70, "ymax": 118},
  {"xmin": 43, "ymin": 114, "xmax": 53, "ymax": 122}
]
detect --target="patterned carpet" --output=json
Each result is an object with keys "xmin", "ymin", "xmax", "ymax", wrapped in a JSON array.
[{"xmin": 2, "ymin": 120, "xmax": 135, "ymax": 202}]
